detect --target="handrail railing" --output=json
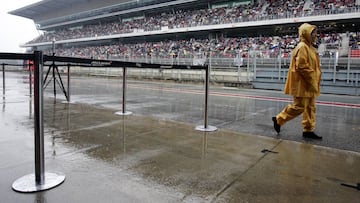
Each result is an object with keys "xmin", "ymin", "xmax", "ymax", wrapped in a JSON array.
[{"xmin": 1, "ymin": 51, "xmax": 217, "ymax": 193}]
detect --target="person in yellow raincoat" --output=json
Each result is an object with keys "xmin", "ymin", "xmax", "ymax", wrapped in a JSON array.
[{"xmin": 272, "ymin": 23, "xmax": 322, "ymax": 139}]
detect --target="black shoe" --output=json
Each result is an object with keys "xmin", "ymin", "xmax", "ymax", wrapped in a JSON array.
[
  {"xmin": 272, "ymin": 117, "xmax": 281, "ymax": 133},
  {"xmin": 303, "ymin": 132, "xmax": 322, "ymax": 140}
]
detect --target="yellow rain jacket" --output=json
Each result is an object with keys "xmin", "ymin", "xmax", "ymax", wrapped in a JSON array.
[{"xmin": 284, "ymin": 23, "xmax": 322, "ymax": 97}]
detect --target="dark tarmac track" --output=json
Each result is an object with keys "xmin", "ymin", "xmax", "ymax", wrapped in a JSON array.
[{"xmin": 1, "ymin": 71, "xmax": 359, "ymax": 203}]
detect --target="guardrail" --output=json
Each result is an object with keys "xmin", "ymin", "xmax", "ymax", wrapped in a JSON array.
[
  {"xmin": 0, "ymin": 52, "xmax": 66, "ymax": 192},
  {"xmin": 0, "ymin": 51, "xmax": 218, "ymax": 193},
  {"xmin": 252, "ymin": 59, "xmax": 360, "ymax": 96}
]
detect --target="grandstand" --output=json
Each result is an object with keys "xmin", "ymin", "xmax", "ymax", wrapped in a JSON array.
[{"xmin": 9, "ymin": 0, "xmax": 360, "ymax": 95}]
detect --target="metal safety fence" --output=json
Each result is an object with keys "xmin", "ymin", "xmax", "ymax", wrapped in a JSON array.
[{"xmin": 0, "ymin": 51, "xmax": 216, "ymax": 193}]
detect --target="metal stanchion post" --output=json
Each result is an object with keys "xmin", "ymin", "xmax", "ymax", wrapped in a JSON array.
[
  {"xmin": 12, "ymin": 51, "xmax": 65, "ymax": 193},
  {"xmin": 195, "ymin": 65, "xmax": 217, "ymax": 132},
  {"xmin": 61, "ymin": 64, "xmax": 72, "ymax": 104},
  {"xmin": 115, "ymin": 67, "xmax": 132, "ymax": 116},
  {"xmin": 2, "ymin": 64, "xmax": 5, "ymax": 97},
  {"xmin": 34, "ymin": 52, "xmax": 45, "ymax": 183},
  {"xmin": 67, "ymin": 64, "xmax": 70, "ymax": 102},
  {"xmin": 29, "ymin": 65, "xmax": 32, "ymax": 97}
]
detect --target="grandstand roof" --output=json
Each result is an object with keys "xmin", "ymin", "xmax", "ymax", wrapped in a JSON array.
[
  {"xmin": 9, "ymin": 0, "xmax": 196, "ymax": 29},
  {"xmin": 9, "ymin": 0, "xmax": 89, "ymax": 19},
  {"xmin": 9, "ymin": 0, "xmax": 146, "ymax": 25}
]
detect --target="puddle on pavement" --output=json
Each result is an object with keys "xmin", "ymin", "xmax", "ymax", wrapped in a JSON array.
[{"xmin": 42, "ymin": 98, "xmax": 277, "ymax": 198}]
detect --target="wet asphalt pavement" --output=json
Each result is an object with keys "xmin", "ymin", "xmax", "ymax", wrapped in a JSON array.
[
  {"xmin": 61, "ymin": 73, "xmax": 360, "ymax": 153},
  {"xmin": 1, "ymin": 71, "xmax": 359, "ymax": 203}
]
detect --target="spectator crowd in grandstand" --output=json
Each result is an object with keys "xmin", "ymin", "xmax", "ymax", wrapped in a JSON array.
[
  {"xmin": 31, "ymin": 0, "xmax": 359, "ymax": 59},
  {"xmin": 42, "ymin": 32, "xmax": 357, "ymax": 60}
]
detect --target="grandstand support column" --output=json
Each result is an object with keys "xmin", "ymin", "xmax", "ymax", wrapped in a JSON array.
[
  {"xmin": 2, "ymin": 63, "xmax": 5, "ymax": 97},
  {"xmin": 332, "ymin": 51, "xmax": 340, "ymax": 83},
  {"xmin": 247, "ymin": 54, "xmax": 251, "ymax": 81},
  {"xmin": 253, "ymin": 55, "xmax": 257, "ymax": 79},
  {"xmin": 195, "ymin": 65, "xmax": 217, "ymax": 132},
  {"xmin": 347, "ymin": 47, "xmax": 351, "ymax": 84},
  {"xmin": 237, "ymin": 50, "xmax": 241, "ymax": 82},
  {"xmin": 115, "ymin": 67, "xmax": 132, "ymax": 116},
  {"xmin": 333, "ymin": 55, "xmax": 336, "ymax": 84},
  {"xmin": 278, "ymin": 55, "xmax": 281, "ymax": 80},
  {"xmin": 12, "ymin": 51, "xmax": 65, "ymax": 193}
]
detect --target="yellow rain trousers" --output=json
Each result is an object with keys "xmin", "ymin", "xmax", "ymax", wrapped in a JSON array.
[
  {"xmin": 277, "ymin": 97, "xmax": 316, "ymax": 132},
  {"xmin": 276, "ymin": 23, "xmax": 322, "ymax": 132}
]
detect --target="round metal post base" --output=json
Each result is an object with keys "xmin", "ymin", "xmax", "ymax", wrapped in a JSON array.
[
  {"xmin": 115, "ymin": 111, "xmax": 133, "ymax": 116},
  {"xmin": 12, "ymin": 172, "xmax": 65, "ymax": 193},
  {"xmin": 195, "ymin": 125, "xmax": 217, "ymax": 132}
]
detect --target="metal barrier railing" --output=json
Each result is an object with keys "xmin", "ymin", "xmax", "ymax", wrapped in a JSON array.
[
  {"xmin": 0, "ymin": 51, "xmax": 218, "ymax": 192},
  {"xmin": 41, "ymin": 54, "xmax": 217, "ymax": 131},
  {"xmin": 0, "ymin": 51, "xmax": 66, "ymax": 192}
]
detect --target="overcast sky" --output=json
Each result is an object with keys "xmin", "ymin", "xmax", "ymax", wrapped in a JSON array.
[{"xmin": 0, "ymin": 0, "xmax": 41, "ymax": 53}]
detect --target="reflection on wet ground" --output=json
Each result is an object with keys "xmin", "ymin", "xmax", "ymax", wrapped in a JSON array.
[
  {"xmin": 1, "ymin": 72, "xmax": 360, "ymax": 202},
  {"xmin": 45, "ymin": 100, "xmax": 360, "ymax": 202},
  {"xmin": 45, "ymin": 100, "xmax": 276, "ymax": 196},
  {"xmin": 46, "ymin": 74, "xmax": 360, "ymax": 153}
]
